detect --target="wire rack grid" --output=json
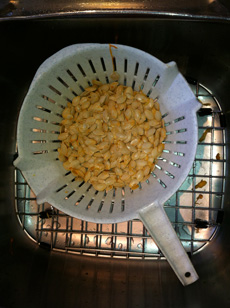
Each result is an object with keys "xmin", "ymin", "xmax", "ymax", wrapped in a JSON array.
[{"xmin": 15, "ymin": 80, "xmax": 226, "ymax": 259}]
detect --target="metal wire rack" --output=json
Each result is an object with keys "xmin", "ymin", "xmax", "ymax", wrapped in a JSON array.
[{"xmin": 15, "ymin": 81, "xmax": 226, "ymax": 259}]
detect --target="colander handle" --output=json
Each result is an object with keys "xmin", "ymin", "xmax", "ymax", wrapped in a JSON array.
[{"xmin": 139, "ymin": 203, "xmax": 199, "ymax": 286}]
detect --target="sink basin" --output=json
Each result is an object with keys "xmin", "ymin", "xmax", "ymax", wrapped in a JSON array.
[{"xmin": 0, "ymin": 17, "xmax": 230, "ymax": 308}]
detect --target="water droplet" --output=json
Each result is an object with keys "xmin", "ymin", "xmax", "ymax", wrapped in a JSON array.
[
  {"xmin": 85, "ymin": 235, "xmax": 90, "ymax": 244},
  {"xmin": 65, "ymin": 236, "xmax": 69, "ymax": 243},
  {"xmin": 137, "ymin": 243, "xmax": 143, "ymax": 249},
  {"xmin": 53, "ymin": 221, "xmax": 61, "ymax": 229},
  {"xmin": 71, "ymin": 241, "xmax": 75, "ymax": 246},
  {"xmin": 176, "ymin": 226, "xmax": 181, "ymax": 237},
  {"xmin": 105, "ymin": 237, "xmax": 112, "ymax": 245},
  {"xmin": 118, "ymin": 243, "xmax": 123, "ymax": 250}
]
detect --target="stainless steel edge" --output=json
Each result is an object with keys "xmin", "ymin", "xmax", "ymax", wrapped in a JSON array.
[
  {"xmin": 0, "ymin": 0, "xmax": 230, "ymax": 21},
  {"xmin": 0, "ymin": 10, "xmax": 230, "ymax": 22}
]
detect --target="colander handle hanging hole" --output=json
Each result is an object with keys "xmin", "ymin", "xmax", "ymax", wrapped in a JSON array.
[{"xmin": 139, "ymin": 203, "xmax": 199, "ymax": 286}]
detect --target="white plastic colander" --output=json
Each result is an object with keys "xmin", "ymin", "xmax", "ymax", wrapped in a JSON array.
[{"xmin": 14, "ymin": 44, "xmax": 201, "ymax": 286}]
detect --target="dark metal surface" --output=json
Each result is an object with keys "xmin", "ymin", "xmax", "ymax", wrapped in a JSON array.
[
  {"xmin": 0, "ymin": 0, "xmax": 230, "ymax": 20},
  {"xmin": 1, "ymin": 17, "xmax": 230, "ymax": 308}
]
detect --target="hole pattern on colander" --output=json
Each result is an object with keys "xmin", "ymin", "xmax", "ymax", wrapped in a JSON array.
[
  {"xmin": 15, "ymin": 44, "xmax": 200, "ymax": 222},
  {"xmin": 29, "ymin": 108, "xmax": 190, "ymax": 208}
]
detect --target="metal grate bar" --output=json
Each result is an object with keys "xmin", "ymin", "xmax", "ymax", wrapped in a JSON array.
[
  {"xmin": 187, "ymin": 174, "xmax": 225, "ymax": 178},
  {"xmin": 178, "ymin": 190, "xmax": 224, "ymax": 195}
]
